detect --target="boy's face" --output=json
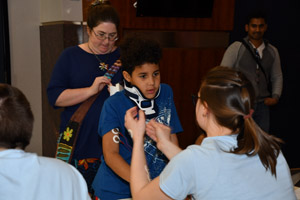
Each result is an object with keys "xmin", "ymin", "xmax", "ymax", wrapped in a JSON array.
[{"xmin": 123, "ymin": 63, "xmax": 161, "ymax": 99}]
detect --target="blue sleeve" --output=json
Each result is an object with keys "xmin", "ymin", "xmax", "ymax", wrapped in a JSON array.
[
  {"xmin": 170, "ymin": 98, "xmax": 183, "ymax": 134},
  {"xmin": 165, "ymin": 84, "xmax": 183, "ymax": 134},
  {"xmin": 98, "ymin": 97, "xmax": 123, "ymax": 137},
  {"xmin": 47, "ymin": 49, "xmax": 71, "ymax": 107}
]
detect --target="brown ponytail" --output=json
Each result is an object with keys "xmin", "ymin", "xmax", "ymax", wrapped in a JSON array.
[{"xmin": 200, "ymin": 66, "xmax": 283, "ymax": 176}]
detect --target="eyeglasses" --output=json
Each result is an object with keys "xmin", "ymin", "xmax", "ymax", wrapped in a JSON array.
[
  {"xmin": 191, "ymin": 94, "xmax": 200, "ymax": 106},
  {"xmin": 92, "ymin": 30, "xmax": 118, "ymax": 41}
]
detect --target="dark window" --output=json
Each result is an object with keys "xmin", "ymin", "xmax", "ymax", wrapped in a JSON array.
[{"xmin": 0, "ymin": 0, "xmax": 11, "ymax": 84}]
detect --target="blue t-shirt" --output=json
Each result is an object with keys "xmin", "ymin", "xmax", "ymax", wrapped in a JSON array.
[
  {"xmin": 47, "ymin": 46, "xmax": 123, "ymax": 160},
  {"xmin": 92, "ymin": 83, "xmax": 183, "ymax": 200},
  {"xmin": 160, "ymin": 135, "xmax": 296, "ymax": 200}
]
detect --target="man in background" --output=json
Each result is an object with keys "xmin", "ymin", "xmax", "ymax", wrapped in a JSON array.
[{"xmin": 220, "ymin": 10, "xmax": 282, "ymax": 132}]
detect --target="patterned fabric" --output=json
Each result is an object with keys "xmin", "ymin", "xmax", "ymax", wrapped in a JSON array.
[
  {"xmin": 56, "ymin": 121, "xmax": 79, "ymax": 163},
  {"xmin": 144, "ymin": 135, "xmax": 168, "ymax": 179},
  {"xmin": 73, "ymin": 158, "xmax": 101, "ymax": 196}
]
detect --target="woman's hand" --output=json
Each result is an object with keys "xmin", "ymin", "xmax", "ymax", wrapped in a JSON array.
[
  {"xmin": 114, "ymin": 59, "xmax": 122, "ymax": 67},
  {"xmin": 89, "ymin": 76, "xmax": 111, "ymax": 95},
  {"xmin": 124, "ymin": 106, "xmax": 146, "ymax": 142},
  {"xmin": 146, "ymin": 120, "xmax": 181, "ymax": 159},
  {"xmin": 146, "ymin": 120, "xmax": 172, "ymax": 147}
]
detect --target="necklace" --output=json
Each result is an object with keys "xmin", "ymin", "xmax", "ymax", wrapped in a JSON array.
[{"xmin": 87, "ymin": 43, "xmax": 110, "ymax": 71}]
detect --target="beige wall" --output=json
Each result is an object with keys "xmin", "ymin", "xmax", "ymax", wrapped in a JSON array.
[
  {"xmin": 41, "ymin": 0, "xmax": 82, "ymax": 23},
  {"xmin": 8, "ymin": 0, "xmax": 42, "ymax": 155},
  {"xmin": 7, "ymin": 0, "xmax": 82, "ymax": 155}
]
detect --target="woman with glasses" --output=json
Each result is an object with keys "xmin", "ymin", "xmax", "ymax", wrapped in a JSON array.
[
  {"xmin": 47, "ymin": 0, "xmax": 122, "ymax": 197},
  {"xmin": 125, "ymin": 66, "xmax": 296, "ymax": 200}
]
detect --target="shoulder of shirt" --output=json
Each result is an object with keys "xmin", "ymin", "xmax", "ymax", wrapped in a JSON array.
[
  {"xmin": 58, "ymin": 46, "xmax": 83, "ymax": 57},
  {"xmin": 38, "ymin": 156, "xmax": 73, "ymax": 167},
  {"xmin": 226, "ymin": 41, "xmax": 243, "ymax": 50},
  {"xmin": 160, "ymin": 83, "xmax": 172, "ymax": 91},
  {"xmin": 38, "ymin": 156, "xmax": 84, "ymax": 174},
  {"xmin": 175, "ymin": 145, "xmax": 215, "ymax": 162},
  {"xmin": 104, "ymin": 91, "xmax": 127, "ymax": 104},
  {"xmin": 63, "ymin": 45, "xmax": 80, "ymax": 52},
  {"xmin": 265, "ymin": 43, "xmax": 279, "ymax": 54}
]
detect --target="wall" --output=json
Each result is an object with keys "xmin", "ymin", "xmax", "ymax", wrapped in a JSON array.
[
  {"xmin": 7, "ymin": 0, "xmax": 42, "ymax": 154},
  {"xmin": 7, "ymin": 0, "xmax": 83, "ymax": 155},
  {"xmin": 40, "ymin": 0, "xmax": 82, "ymax": 23}
]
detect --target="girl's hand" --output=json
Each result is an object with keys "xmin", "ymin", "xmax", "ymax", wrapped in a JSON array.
[
  {"xmin": 124, "ymin": 106, "xmax": 146, "ymax": 141},
  {"xmin": 146, "ymin": 120, "xmax": 172, "ymax": 146}
]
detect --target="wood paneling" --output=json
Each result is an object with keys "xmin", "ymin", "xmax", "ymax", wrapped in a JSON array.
[
  {"xmin": 83, "ymin": 0, "xmax": 235, "ymax": 31},
  {"xmin": 160, "ymin": 48, "xmax": 225, "ymax": 147},
  {"xmin": 40, "ymin": 22, "xmax": 85, "ymax": 157}
]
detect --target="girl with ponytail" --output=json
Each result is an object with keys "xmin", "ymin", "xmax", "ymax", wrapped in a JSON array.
[{"xmin": 125, "ymin": 66, "xmax": 296, "ymax": 200}]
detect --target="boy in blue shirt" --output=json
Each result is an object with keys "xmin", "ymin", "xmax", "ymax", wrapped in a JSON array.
[{"xmin": 92, "ymin": 33, "xmax": 183, "ymax": 200}]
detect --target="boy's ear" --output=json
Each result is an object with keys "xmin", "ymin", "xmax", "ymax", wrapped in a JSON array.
[{"xmin": 123, "ymin": 71, "xmax": 131, "ymax": 82}]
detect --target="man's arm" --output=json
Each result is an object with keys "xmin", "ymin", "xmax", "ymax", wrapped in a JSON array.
[
  {"xmin": 220, "ymin": 42, "xmax": 242, "ymax": 68},
  {"xmin": 269, "ymin": 45, "xmax": 283, "ymax": 100},
  {"xmin": 264, "ymin": 45, "xmax": 283, "ymax": 106}
]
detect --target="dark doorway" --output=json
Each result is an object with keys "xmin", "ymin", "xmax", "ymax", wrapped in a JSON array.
[
  {"xmin": 0, "ymin": 0, "xmax": 11, "ymax": 84},
  {"xmin": 230, "ymin": 0, "xmax": 300, "ymax": 168}
]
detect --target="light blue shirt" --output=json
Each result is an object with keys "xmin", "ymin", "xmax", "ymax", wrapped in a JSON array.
[
  {"xmin": 0, "ymin": 149, "xmax": 91, "ymax": 200},
  {"xmin": 160, "ymin": 135, "xmax": 296, "ymax": 200}
]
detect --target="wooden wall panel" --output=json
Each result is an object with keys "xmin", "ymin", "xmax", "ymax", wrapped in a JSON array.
[
  {"xmin": 159, "ymin": 48, "xmax": 225, "ymax": 147},
  {"xmin": 83, "ymin": 0, "xmax": 235, "ymax": 31}
]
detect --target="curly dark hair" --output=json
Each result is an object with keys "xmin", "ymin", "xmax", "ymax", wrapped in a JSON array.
[{"xmin": 120, "ymin": 33, "xmax": 162, "ymax": 75}]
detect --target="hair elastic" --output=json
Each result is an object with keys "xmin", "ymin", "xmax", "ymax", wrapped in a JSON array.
[{"xmin": 244, "ymin": 109, "xmax": 254, "ymax": 119}]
